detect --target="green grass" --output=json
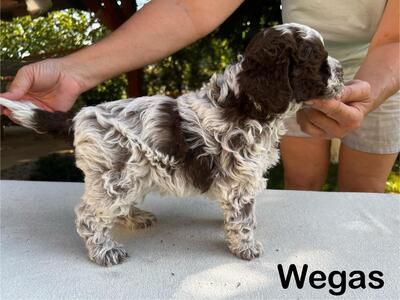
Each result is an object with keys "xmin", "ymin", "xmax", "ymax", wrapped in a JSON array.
[
  {"xmin": 386, "ymin": 157, "xmax": 400, "ymax": 193},
  {"xmin": 386, "ymin": 172, "xmax": 400, "ymax": 193}
]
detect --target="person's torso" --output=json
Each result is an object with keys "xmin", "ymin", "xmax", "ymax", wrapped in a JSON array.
[{"xmin": 281, "ymin": 0, "xmax": 387, "ymax": 80}]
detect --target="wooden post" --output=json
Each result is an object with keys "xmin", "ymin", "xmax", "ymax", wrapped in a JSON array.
[{"xmin": 126, "ymin": 70, "xmax": 143, "ymax": 98}]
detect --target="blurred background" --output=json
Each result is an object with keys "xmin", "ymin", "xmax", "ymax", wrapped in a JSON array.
[{"xmin": 0, "ymin": 0, "xmax": 398, "ymax": 192}]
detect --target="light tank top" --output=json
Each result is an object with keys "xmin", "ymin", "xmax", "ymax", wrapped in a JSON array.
[{"xmin": 281, "ymin": 0, "xmax": 387, "ymax": 81}]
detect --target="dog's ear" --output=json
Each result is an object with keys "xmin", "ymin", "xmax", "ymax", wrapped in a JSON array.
[
  {"xmin": 290, "ymin": 39, "xmax": 330, "ymax": 102},
  {"xmin": 237, "ymin": 28, "xmax": 296, "ymax": 120}
]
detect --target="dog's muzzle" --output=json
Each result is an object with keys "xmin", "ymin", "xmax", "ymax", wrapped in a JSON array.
[{"xmin": 327, "ymin": 56, "xmax": 345, "ymax": 98}]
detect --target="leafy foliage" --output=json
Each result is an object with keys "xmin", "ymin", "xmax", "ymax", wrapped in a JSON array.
[
  {"xmin": 386, "ymin": 172, "xmax": 400, "ymax": 193},
  {"xmin": 145, "ymin": 38, "xmax": 234, "ymax": 96},
  {"xmin": 0, "ymin": 9, "xmax": 105, "ymax": 59},
  {"xmin": 75, "ymin": 76, "xmax": 127, "ymax": 110},
  {"xmin": 145, "ymin": 0, "xmax": 282, "ymax": 96},
  {"xmin": 0, "ymin": 9, "xmax": 127, "ymax": 105},
  {"xmin": 215, "ymin": 0, "xmax": 282, "ymax": 52},
  {"xmin": 386, "ymin": 157, "xmax": 400, "ymax": 193}
]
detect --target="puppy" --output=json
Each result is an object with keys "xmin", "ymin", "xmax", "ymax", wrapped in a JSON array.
[{"xmin": 0, "ymin": 23, "xmax": 343, "ymax": 266}]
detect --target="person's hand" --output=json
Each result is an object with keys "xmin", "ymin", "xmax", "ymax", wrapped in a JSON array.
[
  {"xmin": 0, "ymin": 58, "xmax": 86, "ymax": 115},
  {"xmin": 296, "ymin": 80, "xmax": 372, "ymax": 139}
]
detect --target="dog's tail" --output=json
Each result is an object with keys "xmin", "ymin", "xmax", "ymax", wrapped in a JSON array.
[{"xmin": 0, "ymin": 97, "xmax": 73, "ymax": 138}]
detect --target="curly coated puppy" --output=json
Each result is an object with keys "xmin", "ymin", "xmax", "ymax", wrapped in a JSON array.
[{"xmin": 0, "ymin": 23, "xmax": 343, "ymax": 266}]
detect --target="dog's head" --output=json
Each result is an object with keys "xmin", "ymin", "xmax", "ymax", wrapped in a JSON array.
[{"xmin": 231, "ymin": 23, "xmax": 344, "ymax": 121}]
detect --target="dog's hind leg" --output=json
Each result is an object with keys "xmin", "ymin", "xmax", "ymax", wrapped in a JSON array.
[
  {"xmin": 75, "ymin": 176, "xmax": 131, "ymax": 267},
  {"xmin": 219, "ymin": 189, "xmax": 263, "ymax": 260},
  {"xmin": 115, "ymin": 205, "xmax": 157, "ymax": 230}
]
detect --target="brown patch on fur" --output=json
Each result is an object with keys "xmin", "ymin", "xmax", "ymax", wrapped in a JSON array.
[
  {"xmin": 33, "ymin": 109, "xmax": 74, "ymax": 138},
  {"xmin": 112, "ymin": 142, "xmax": 131, "ymax": 172},
  {"xmin": 181, "ymin": 130, "xmax": 216, "ymax": 193},
  {"xmin": 155, "ymin": 101, "xmax": 216, "ymax": 193},
  {"xmin": 155, "ymin": 101, "xmax": 189, "ymax": 158}
]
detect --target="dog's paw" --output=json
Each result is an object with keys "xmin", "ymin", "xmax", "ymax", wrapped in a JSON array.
[
  {"xmin": 116, "ymin": 209, "xmax": 157, "ymax": 230},
  {"xmin": 230, "ymin": 240, "xmax": 264, "ymax": 261},
  {"xmin": 90, "ymin": 244, "xmax": 129, "ymax": 267},
  {"xmin": 132, "ymin": 210, "xmax": 157, "ymax": 229}
]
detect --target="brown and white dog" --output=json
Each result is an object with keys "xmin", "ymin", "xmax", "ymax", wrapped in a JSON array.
[{"xmin": 0, "ymin": 23, "xmax": 343, "ymax": 266}]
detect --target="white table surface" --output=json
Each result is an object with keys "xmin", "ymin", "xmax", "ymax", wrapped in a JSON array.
[{"xmin": 1, "ymin": 180, "xmax": 399, "ymax": 300}]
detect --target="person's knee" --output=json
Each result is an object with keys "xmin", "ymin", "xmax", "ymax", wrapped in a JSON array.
[
  {"xmin": 337, "ymin": 145, "xmax": 396, "ymax": 193},
  {"xmin": 338, "ymin": 177, "xmax": 386, "ymax": 193},
  {"xmin": 284, "ymin": 172, "xmax": 326, "ymax": 191},
  {"xmin": 281, "ymin": 137, "xmax": 330, "ymax": 191}
]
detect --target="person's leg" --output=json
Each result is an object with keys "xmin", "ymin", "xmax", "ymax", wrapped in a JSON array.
[
  {"xmin": 338, "ymin": 144, "xmax": 397, "ymax": 192},
  {"xmin": 280, "ymin": 136, "xmax": 331, "ymax": 191}
]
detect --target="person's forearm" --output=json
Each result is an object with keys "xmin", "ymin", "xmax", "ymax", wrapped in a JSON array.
[
  {"xmin": 354, "ymin": 42, "xmax": 400, "ymax": 113},
  {"xmin": 61, "ymin": 0, "xmax": 243, "ymax": 92}
]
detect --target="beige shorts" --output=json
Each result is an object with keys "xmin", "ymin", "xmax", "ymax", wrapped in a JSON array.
[{"xmin": 284, "ymin": 92, "xmax": 400, "ymax": 154}]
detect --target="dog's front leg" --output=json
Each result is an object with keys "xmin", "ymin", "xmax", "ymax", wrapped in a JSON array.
[{"xmin": 220, "ymin": 194, "xmax": 263, "ymax": 260}]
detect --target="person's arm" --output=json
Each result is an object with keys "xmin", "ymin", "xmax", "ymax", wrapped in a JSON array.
[
  {"xmin": 297, "ymin": 0, "xmax": 399, "ymax": 139},
  {"xmin": 354, "ymin": 0, "xmax": 399, "ymax": 112},
  {"xmin": 65, "ymin": 0, "xmax": 244, "ymax": 92},
  {"xmin": 1, "ymin": 0, "xmax": 243, "ymax": 112}
]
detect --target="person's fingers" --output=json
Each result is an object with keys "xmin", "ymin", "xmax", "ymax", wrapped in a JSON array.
[
  {"xmin": 2, "ymin": 109, "xmax": 20, "ymax": 124},
  {"xmin": 339, "ymin": 80, "xmax": 371, "ymax": 104},
  {"xmin": 0, "ymin": 91, "xmax": 21, "ymax": 101},
  {"xmin": 0, "ymin": 102, "xmax": 13, "ymax": 117},
  {"xmin": 0, "ymin": 106, "xmax": 9, "ymax": 115},
  {"xmin": 6, "ymin": 66, "xmax": 34, "ymax": 100},
  {"xmin": 303, "ymin": 108, "xmax": 343, "ymax": 139},
  {"xmin": 0, "ymin": 93, "xmax": 53, "ymax": 112},
  {"xmin": 309, "ymin": 100, "xmax": 363, "ymax": 131},
  {"xmin": 29, "ymin": 99, "xmax": 54, "ymax": 112},
  {"xmin": 309, "ymin": 99, "xmax": 346, "ymax": 119},
  {"xmin": 296, "ymin": 109, "xmax": 327, "ymax": 138},
  {"xmin": 0, "ymin": 103, "xmax": 19, "ymax": 123},
  {"xmin": 2, "ymin": 108, "xmax": 11, "ymax": 117},
  {"xmin": 305, "ymin": 80, "xmax": 370, "ymax": 106}
]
